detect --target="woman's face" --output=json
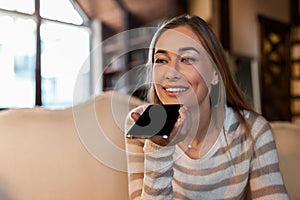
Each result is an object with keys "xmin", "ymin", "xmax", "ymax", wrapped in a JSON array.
[{"xmin": 153, "ymin": 25, "xmax": 218, "ymax": 107}]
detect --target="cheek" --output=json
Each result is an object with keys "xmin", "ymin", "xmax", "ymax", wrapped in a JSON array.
[
  {"xmin": 153, "ymin": 69, "xmax": 163, "ymax": 93},
  {"xmin": 191, "ymin": 76, "xmax": 207, "ymax": 93},
  {"xmin": 183, "ymin": 67, "xmax": 206, "ymax": 87},
  {"xmin": 184, "ymin": 72, "xmax": 209, "ymax": 98},
  {"xmin": 153, "ymin": 67, "xmax": 163, "ymax": 83},
  {"xmin": 197, "ymin": 63, "xmax": 216, "ymax": 86}
]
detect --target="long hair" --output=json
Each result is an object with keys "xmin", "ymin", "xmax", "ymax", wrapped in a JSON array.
[{"xmin": 145, "ymin": 14, "xmax": 254, "ymax": 132}]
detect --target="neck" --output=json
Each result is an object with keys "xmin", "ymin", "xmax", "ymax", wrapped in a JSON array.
[
  {"xmin": 181, "ymin": 98, "xmax": 221, "ymax": 159},
  {"xmin": 189, "ymin": 96, "xmax": 212, "ymax": 145}
]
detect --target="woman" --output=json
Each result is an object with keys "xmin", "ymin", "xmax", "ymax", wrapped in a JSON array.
[{"xmin": 125, "ymin": 14, "xmax": 289, "ymax": 199}]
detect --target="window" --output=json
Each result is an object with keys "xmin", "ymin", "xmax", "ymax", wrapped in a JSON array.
[
  {"xmin": 41, "ymin": 21, "xmax": 90, "ymax": 108},
  {"xmin": 0, "ymin": 0, "xmax": 35, "ymax": 14},
  {"xmin": 0, "ymin": 15, "xmax": 36, "ymax": 108},
  {"xmin": 40, "ymin": 0, "xmax": 83, "ymax": 25},
  {"xmin": 0, "ymin": 0, "xmax": 91, "ymax": 109}
]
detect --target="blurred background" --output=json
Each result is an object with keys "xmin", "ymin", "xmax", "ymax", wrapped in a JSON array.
[{"xmin": 0, "ymin": 0, "xmax": 298, "ymax": 123}]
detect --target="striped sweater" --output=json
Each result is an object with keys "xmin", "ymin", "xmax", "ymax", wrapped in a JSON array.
[{"xmin": 125, "ymin": 105, "xmax": 289, "ymax": 200}]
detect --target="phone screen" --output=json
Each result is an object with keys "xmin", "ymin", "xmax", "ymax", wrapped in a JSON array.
[{"xmin": 126, "ymin": 104, "xmax": 181, "ymax": 139}]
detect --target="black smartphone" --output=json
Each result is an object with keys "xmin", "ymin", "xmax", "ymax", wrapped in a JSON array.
[{"xmin": 126, "ymin": 104, "xmax": 181, "ymax": 139}]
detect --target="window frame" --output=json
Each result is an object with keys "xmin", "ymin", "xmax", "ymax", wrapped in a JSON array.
[{"xmin": 0, "ymin": 0, "xmax": 91, "ymax": 108}]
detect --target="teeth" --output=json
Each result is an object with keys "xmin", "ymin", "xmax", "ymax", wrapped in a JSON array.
[{"xmin": 165, "ymin": 87, "xmax": 187, "ymax": 92}]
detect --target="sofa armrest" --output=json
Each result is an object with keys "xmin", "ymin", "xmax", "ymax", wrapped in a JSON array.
[{"xmin": 271, "ymin": 121, "xmax": 300, "ymax": 200}]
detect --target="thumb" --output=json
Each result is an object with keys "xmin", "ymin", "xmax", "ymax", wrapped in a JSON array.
[{"xmin": 131, "ymin": 112, "xmax": 140, "ymax": 122}]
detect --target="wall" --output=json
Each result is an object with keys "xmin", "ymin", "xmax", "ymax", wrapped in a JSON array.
[
  {"xmin": 187, "ymin": 0, "xmax": 290, "ymax": 113},
  {"xmin": 188, "ymin": 0, "xmax": 290, "ymax": 58},
  {"xmin": 230, "ymin": 0, "xmax": 290, "ymax": 113},
  {"xmin": 231, "ymin": 0, "xmax": 290, "ymax": 58},
  {"xmin": 188, "ymin": 0, "xmax": 212, "ymax": 22}
]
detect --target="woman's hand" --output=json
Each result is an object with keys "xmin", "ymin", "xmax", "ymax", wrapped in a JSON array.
[
  {"xmin": 131, "ymin": 106, "xmax": 191, "ymax": 146},
  {"xmin": 130, "ymin": 111, "xmax": 141, "ymax": 122}
]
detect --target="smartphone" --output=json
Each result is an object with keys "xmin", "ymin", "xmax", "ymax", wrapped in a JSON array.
[{"xmin": 126, "ymin": 104, "xmax": 181, "ymax": 139}]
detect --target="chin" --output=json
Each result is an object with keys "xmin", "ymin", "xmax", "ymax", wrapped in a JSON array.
[
  {"xmin": 159, "ymin": 96, "xmax": 183, "ymax": 105},
  {"xmin": 163, "ymin": 101, "xmax": 181, "ymax": 105}
]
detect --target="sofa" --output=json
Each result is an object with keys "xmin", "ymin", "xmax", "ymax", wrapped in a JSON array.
[{"xmin": 0, "ymin": 91, "xmax": 299, "ymax": 200}]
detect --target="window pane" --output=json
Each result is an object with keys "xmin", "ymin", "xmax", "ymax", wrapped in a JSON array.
[
  {"xmin": 41, "ymin": 21, "xmax": 90, "ymax": 109},
  {"xmin": 40, "ymin": 0, "xmax": 83, "ymax": 25},
  {"xmin": 0, "ymin": 15, "xmax": 36, "ymax": 108},
  {"xmin": 0, "ymin": 0, "xmax": 35, "ymax": 14}
]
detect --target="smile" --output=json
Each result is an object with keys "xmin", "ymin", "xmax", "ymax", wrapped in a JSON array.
[{"xmin": 164, "ymin": 87, "xmax": 188, "ymax": 93}]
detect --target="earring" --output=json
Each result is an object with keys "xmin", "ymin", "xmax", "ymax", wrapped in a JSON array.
[{"xmin": 212, "ymin": 80, "xmax": 219, "ymax": 85}]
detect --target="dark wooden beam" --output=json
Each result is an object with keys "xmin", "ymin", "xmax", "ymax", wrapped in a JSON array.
[
  {"xmin": 219, "ymin": 0, "xmax": 230, "ymax": 51},
  {"xmin": 291, "ymin": 0, "xmax": 300, "ymax": 24},
  {"xmin": 35, "ymin": 0, "xmax": 42, "ymax": 106}
]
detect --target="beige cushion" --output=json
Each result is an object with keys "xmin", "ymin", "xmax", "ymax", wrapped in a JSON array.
[
  {"xmin": 0, "ymin": 91, "xmax": 144, "ymax": 200},
  {"xmin": 0, "ymin": 91, "xmax": 299, "ymax": 200},
  {"xmin": 271, "ymin": 121, "xmax": 300, "ymax": 200}
]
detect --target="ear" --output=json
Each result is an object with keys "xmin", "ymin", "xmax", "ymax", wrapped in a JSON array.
[{"xmin": 211, "ymin": 70, "xmax": 219, "ymax": 85}]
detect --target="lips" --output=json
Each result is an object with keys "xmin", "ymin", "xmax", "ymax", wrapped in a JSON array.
[
  {"xmin": 165, "ymin": 87, "xmax": 188, "ymax": 92},
  {"xmin": 163, "ymin": 86, "xmax": 188, "ymax": 96}
]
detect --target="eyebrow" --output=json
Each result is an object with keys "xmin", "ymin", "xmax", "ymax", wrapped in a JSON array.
[
  {"xmin": 154, "ymin": 47, "xmax": 200, "ymax": 55},
  {"xmin": 178, "ymin": 47, "xmax": 200, "ymax": 54},
  {"xmin": 154, "ymin": 49, "xmax": 167, "ymax": 54}
]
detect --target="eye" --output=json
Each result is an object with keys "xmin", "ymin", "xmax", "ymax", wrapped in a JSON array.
[
  {"xmin": 154, "ymin": 58, "xmax": 168, "ymax": 64},
  {"xmin": 181, "ymin": 57, "xmax": 197, "ymax": 64}
]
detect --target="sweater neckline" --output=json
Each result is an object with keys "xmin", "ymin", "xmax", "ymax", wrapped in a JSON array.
[{"xmin": 175, "ymin": 127, "xmax": 225, "ymax": 162}]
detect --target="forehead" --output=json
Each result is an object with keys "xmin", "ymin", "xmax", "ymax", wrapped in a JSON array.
[{"xmin": 155, "ymin": 25, "xmax": 203, "ymax": 53}]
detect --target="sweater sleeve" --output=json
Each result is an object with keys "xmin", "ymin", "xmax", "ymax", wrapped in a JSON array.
[
  {"xmin": 248, "ymin": 117, "xmax": 289, "ymax": 199},
  {"xmin": 125, "ymin": 105, "xmax": 175, "ymax": 200},
  {"xmin": 141, "ymin": 140, "xmax": 175, "ymax": 199}
]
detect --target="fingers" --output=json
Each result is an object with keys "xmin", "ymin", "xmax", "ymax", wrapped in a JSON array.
[
  {"xmin": 178, "ymin": 106, "xmax": 191, "ymax": 135},
  {"xmin": 167, "ymin": 106, "xmax": 191, "ymax": 145},
  {"xmin": 130, "ymin": 112, "xmax": 140, "ymax": 122}
]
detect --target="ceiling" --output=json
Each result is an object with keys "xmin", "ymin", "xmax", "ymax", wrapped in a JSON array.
[{"xmin": 76, "ymin": 0, "xmax": 187, "ymax": 32}]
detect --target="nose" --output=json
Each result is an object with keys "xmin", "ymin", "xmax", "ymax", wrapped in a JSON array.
[{"xmin": 165, "ymin": 61, "xmax": 181, "ymax": 80}]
